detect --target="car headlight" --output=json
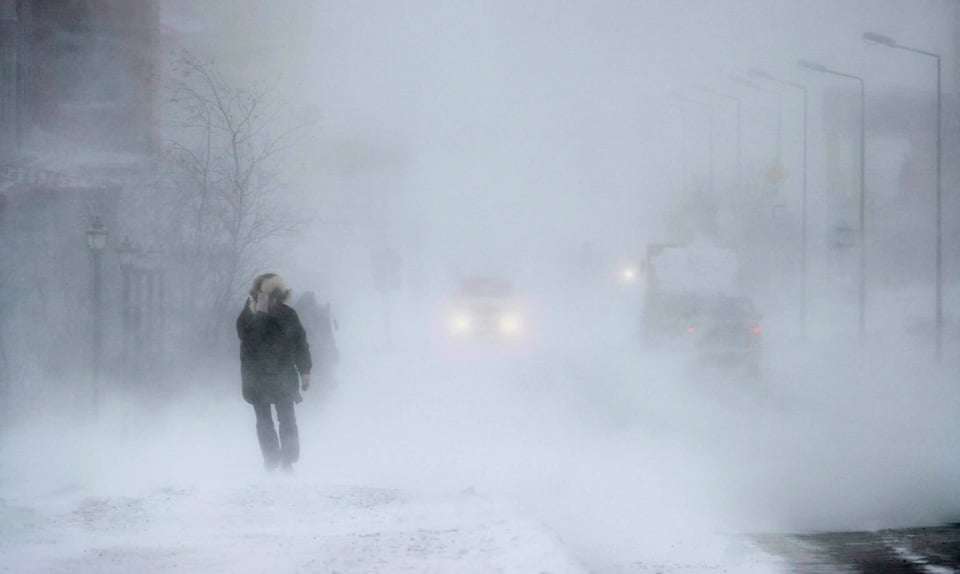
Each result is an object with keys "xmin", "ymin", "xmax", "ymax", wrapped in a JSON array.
[
  {"xmin": 499, "ymin": 313, "xmax": 522, "ymax": 334},
  {"xmin": 450, "ymin": 312, "xmax": 473, "ymax": 334}
]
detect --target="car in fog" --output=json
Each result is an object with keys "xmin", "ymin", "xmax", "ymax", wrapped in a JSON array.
[
  {"xmin": 444, "ymin": 275, "xmax": 527, "ymax": 343},
  {"xmin": 643, "ymin": 292, "xmax": 762, "ymax": 377},
  {"xmin": 688, "ymin": 295, "xmax": 762, "ymax": 377}
]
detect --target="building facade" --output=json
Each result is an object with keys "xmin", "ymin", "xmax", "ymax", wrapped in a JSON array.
[{"xmin": 0, "ymin": 0, "xmax": 161, "ymax": 417}]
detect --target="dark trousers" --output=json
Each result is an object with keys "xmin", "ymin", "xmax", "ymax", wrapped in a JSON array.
[{"xmin": 253, "ymin": 398, "xmax": 299, "ymax": 468}]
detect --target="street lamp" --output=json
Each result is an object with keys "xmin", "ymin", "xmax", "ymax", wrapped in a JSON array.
[
  {"xmin": 117, "ymin": 237, "xmax": 136, "ymax": 374},
  {"xmin": 749, "ymin": 69, "xmax": 810, "ymax": 333},
  {"xmin": 85, "ymin": 218, "xmax": 108, "ymax": 413},
  {"xmin": 86, "ymin": 218, "xmax": 109, "ymax": 251},
  {"xmin": 798, "ymin": 58, "xmax": 867, "ymax": 343},
  {"xmin": 863, "ymin": 31, "xmax": 944, "ymax": 362}
]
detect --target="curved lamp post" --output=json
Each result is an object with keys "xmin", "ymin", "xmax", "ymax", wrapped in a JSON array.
[
  {"xmin": 863, "ymin": 31, "xmax": 943, "ymax": 362},
  {"xmin": 85, "ymin": 218, "xmax": 108, "ymax": 413},
  {"xmin": 798, "ymin": 59, "xmax": 866, "ymax": 343}
]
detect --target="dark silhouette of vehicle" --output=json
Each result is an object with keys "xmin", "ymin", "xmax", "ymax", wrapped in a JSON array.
[
  {"xmin": 686, "ymin": 295, "xmax": 762, "ymax": 377},
  {"xmin": 444, "ymin": 275, "xmax": 525, "ymax": 342},
  {"xmin": 644, "ymin": 292, "xmax": 762, "ymax": 377}
]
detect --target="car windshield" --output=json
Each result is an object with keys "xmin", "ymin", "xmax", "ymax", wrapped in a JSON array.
[
  {"xmin": 700, "ymin": 297, "xmax": 756, "ymax": 320},
  {"xmin": 648, "ymin": 293, "xmax": 756, "ymax": 321},
  {"xmin": 457, "ymin": 277, "xmax": 513, "ymax": 298},
  {"xmin": 647, "ymin": 293, "xmax": 699, "ymax": 320}
]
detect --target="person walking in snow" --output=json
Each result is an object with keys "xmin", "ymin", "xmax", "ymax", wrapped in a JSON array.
[
  {"xmin": 294, "ymin": 291, "xmax": 339, "ymax": 389},
  {"xmin": 237, "ymin": 273, "xmax": 312, "ymax": 471}
]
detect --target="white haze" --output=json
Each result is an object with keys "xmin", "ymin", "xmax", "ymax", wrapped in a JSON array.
[{"xmin": 2, "ymin": 0, "xmax": 959, "ymax": 571}]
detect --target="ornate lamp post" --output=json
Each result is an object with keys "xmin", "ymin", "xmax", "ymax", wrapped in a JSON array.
[
  {"xmin": 143, "ymin": 245, "xmax": 160, "ymax": 360},
  {"xmin": 117, "ymin": 237, "xmax": 136, "ymax": 374},
  {"xmin": 85, "ymin": 218, "xmax": 108, "ymax": 413}
]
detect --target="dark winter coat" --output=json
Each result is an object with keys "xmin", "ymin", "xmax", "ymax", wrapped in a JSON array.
[{"xmin": 237, "ymin": 301, "xmax": 312, "ymax": 405}]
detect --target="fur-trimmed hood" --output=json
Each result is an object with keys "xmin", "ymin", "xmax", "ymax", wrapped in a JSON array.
[{"xmin": 248, "ymin": 273, "xmax": 292, "ymax": 312}]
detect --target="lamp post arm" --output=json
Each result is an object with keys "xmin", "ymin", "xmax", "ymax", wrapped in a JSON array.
[
  {"xmin": 820, "ymin": 68, "xmax": 864, "ymax": 83},
  {"xmin": 893, "ymin": 44, "xmax": 941, "ymax": 59},
  {"xmin": 772, "ymin": 78, "xmax": 806, "ymax": 91}
]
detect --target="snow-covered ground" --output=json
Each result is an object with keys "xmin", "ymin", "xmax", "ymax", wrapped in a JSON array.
[
  {"xmin": 2, "ymin": 305, "xmax": 957, "ymax": 572},
  {"xmin": 1, "ymin": 479, "xmax": 588, "ymax": 573}
]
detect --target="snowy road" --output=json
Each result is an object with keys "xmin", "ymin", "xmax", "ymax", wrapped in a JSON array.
[{"xmin": 757, "ymin": 526, "xmax": 960, "ymax": 573}]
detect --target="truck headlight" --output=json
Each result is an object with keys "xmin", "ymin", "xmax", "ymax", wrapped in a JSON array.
[
  {"xmin": 619, "ymin": 265, "xmax": 639, "ymax": 284},
  {"xmin": 499, "ymin": 313, "xmax": 522, "ymax": 334}
]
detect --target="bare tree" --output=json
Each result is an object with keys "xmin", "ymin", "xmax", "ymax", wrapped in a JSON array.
[{"xmin": 161, "ymin": 53, "xmax": 301, "ymax": 348}]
